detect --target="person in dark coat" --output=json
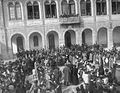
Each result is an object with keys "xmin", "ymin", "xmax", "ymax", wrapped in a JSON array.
[
  {"xmin": 53, "ymin": 67, "xmax": 62, "ymax": 93},
  {"xmin": 71, "ymin": 65, "xmax": 79, "ymax": 85},
  {"xmin": 99, "ymin": 57, "xmax": 104, "ymax": 76},
  {"xmin": 24, "ymin": 80, "xmax": 32, "ymax": 93}
]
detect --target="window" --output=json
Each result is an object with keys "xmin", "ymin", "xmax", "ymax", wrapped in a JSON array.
[
  {"xmin": 27, "ymin": 2, "xmax": 33, "ymax": 19},
  {"xmin": 61, "ymin": 0, "xmax": 76, "ymax": 15},
  {"xmin": 45, "ymin": 1, "xmax": 57, "ymax": 18},
  {"xmin": 80, "ymin": 0, "xmax": 91, "ymax": 16},
  {"xmin": 8, "ymin": 2, "xmax": 22, "ymax": 20},
  {"xmin": 8, "ymin": 2, "xmax": 15, "ymax": 20},
  {"xmin": 33, "ymin": 36, "xmax": 38, "ymax": 47},
  {"xmin": 51, "ymin": 1, "xmax": 57, "ymax": 18},
  {"xmin": 86, "ymin": 0, "xmax": 91, "ymax": 15},
  {"xmin": 61, "ymin": 0, "xmax": 68, "ymax": 15},
  {"xmin": 45, "ymin": 1, "xmax": 51, "ymax": 18},
  {"xmin": 27, "ymin": 1, "xmax": 40, "ymax": 19},
  {"xmin": 33, "ymin": 1, "xmax": 40, "ymax": 19},
  {"xmin": 112, "ymin": 0, "xmax": 120, "ymax": 14},
  {"xmin": 15, "ymin": 2, "xmax": 22, "ymax": 19},
  {"xmin": 96, "ymin": 0, "xmax": 107, "ymax": 15},
  {"xmin": 69, "ymin": 0, "xmax": 75, "ymax": 15}
]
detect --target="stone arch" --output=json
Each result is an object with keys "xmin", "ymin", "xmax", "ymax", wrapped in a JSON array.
[
  {"xmin": 97, "ymin": 27, "xmax": 108, "ymax": 47},
  {"xmin": 64, "ymin": 30, "xmax": 76, "ymax": 48},
  {"xmin": 29, "ymin": 32, "xmax": 42, "ymax": 50},
  {"xmin": 11, "ymin": 34, "xmax": 25, "ymax": 54},
  {"xmin": 47, "ymin": 31, "xmax": 59, "ymax": 50},
  {"xmin": 113, "ymin": 26, "xmax": 120, "ymax": 47},
  {"xmin": 82, "ymin": 28, "xmax": 92, "ymax": 45}
]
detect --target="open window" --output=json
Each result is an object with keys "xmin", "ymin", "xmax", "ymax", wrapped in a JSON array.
[
  {"xmin": 112, "ymin": 0, "xmax": 120, "ymax": 14},
  {"xmin": 33, "ymin": 1, "xmax": 40, "ymax": 19},
  {"xmin": 45, "ymin": 1, "xmax": 51, "ymax": 18},
  {"xmin": 27, "ymin": 2, "xmax": 33, "ymax": 19},
  {"xmin": 80, "ymin": 0, "xmax": 91, "ymax": 16},
  {"xmin": 45, "ymin": 0, "xmax": 57, "ymax": 18},
  {"xmin": 96, "ymin": 0, "xmax": 107, "ymax": 15},
  {"xmin": 86, "ymin": 0, "xmax": 91, "ymax": 16},
  {"xmin": 51, "ymin": 1, "xmax": 57, "ymax": 18}
]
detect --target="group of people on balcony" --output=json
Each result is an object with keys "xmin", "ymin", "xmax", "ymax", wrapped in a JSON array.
[{"xmin": 0, "ymin": 44, "xmax": 120, "ymax": 93}]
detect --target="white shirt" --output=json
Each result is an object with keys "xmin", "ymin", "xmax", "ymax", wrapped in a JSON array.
[{"xmin": 82, "ymin": 71, "xmax": 90, "ymax": 84}]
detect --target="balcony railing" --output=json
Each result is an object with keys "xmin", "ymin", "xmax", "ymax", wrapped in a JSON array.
[{"xmin": 59, "ymin": 14, "xmax": 80, "ymax": 24}]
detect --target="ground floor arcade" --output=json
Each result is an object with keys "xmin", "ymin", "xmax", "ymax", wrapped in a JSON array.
[{"xmin": 10, "ymin": 26, "xmax": 120, "ymax": 54}]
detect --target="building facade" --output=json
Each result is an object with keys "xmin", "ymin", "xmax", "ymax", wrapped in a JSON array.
[{"xmin": 0, "ymin": 0, "xmax": 120, "ymax": 59}]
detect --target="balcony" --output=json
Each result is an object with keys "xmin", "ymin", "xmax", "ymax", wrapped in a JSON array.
[{"xmin": 59, "ymin": 14, "xmax": 80, "ymax": 25}]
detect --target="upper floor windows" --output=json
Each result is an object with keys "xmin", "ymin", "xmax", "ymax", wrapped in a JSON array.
[
  {"xmin": 112, "ymin": 0, "xmax": 120, "ymax": 14},
  {"xmin": 45, "ymin": 1, "xmax": 57, "ymax": 18},
  {"xmin": 27, "ymin": 1, "xmax": 40, "ymax": 19},
  {"xmin": 8, "ymin": 2, "xmax": 22, "ymax": 20},
  {"xmin": 96, "ymin": 0, "xmax": 107, "ymax": 15},
  {"xmin": 69, "ymin": 0, "xmax": 76, "ymax": 15},
  {"xmin": 61, "ymin": 0, "xmax": 76, "ymax": 15},
  {"xmin": 61, "ymin": 0, "xmax": 68, "ymax": 15},
  {"xmin": 80, "ymin": 0, "xmax": 91, "ymax": 16}
]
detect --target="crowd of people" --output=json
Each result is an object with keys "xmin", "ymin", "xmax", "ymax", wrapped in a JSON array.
[{"xmin": 0, "ymin": 44, "xmax": 120, "ymax": 93}]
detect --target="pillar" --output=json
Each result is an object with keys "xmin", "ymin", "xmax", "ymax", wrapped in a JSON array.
[
  {"xmin": 76, "ymin": 30, "xmax": 79, "ymax": 45},
  {"xmin": 59, "ymin": 30, "xmax": 65, "ymax": 47},
  {"xmin": 92, "ymin": 0, "xmax": 97, "ymax": 44},
  {"xmin": 108, "ymin": 29, "xmax": 113, "ymax": 49},
  {"xmin": 25, "ymin": 37, "xmax": 29, "ymax": 50}
]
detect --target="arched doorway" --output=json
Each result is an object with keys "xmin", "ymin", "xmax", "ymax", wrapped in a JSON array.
[
  {"xmin": 65, "ymin": 30, "xmax": 76, "ymax": 48},
  {"xmin": 47, "ymin": 31, "xmax": 59, "ymax": 50},
  {"xmin": 16, "ymin": 37, "xmax": 24, "ymax": 51},
  {"xmin": 29, "ymin": 32, "xmax": 42, "ymax": 50},
  {"xmin": 113, "ymin": 26, "xmax": 120, "ymax": 47},
  {"xmin": 82, "ymin": 29, "xmax": 92, "ymax": 45},
  {"xmin": 97, "ymin": 27, "xmax": 108, "ymax": 48},
  {"xmin": 11, "ymin": 34, "xmax": 25, "ymax": 54}
]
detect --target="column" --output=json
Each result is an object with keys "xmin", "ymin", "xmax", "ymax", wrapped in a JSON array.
[
  {"xmin": 76, "ymin": 30, "xmax": 79, "ymax": 45},
  {"xmin": 92, "ymin": 0, "xmax": 97, "ymax": 44},
  {"xmin": 92, "ymin": 29, "xmax": 97, "ymax": 44},
  {"xmin": 107, "ymin": 0, "xmax": 113, "ymax": 49},
  {"xmin": 41, "ymin": 1, "xmax": 46, "ymax": 49},
  {"xmin": 108, "ymin": 29, "xmax": 113, "ymax": 49},
  {"xmin": 42, "ymin": 33, "xmax": 45, "ymax": 49},
  {"xmin": 59, "ymin": 30, "xmax": 65, "ymax": 47},
  {"xmin": 91, "ymin": 0, "xmax": 94, "ymax": 17},
  {"xmin": 78, "ymin": 29, "xmax": 82, "ymax": 45},
  {"xmin": 25, "ymin": 37, "xmax": 29, "ymax": 50}
]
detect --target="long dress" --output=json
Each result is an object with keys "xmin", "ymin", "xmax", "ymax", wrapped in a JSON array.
[{"xmin": 63, "ymin": 66, "xmax": 71, "ymax": 85}]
